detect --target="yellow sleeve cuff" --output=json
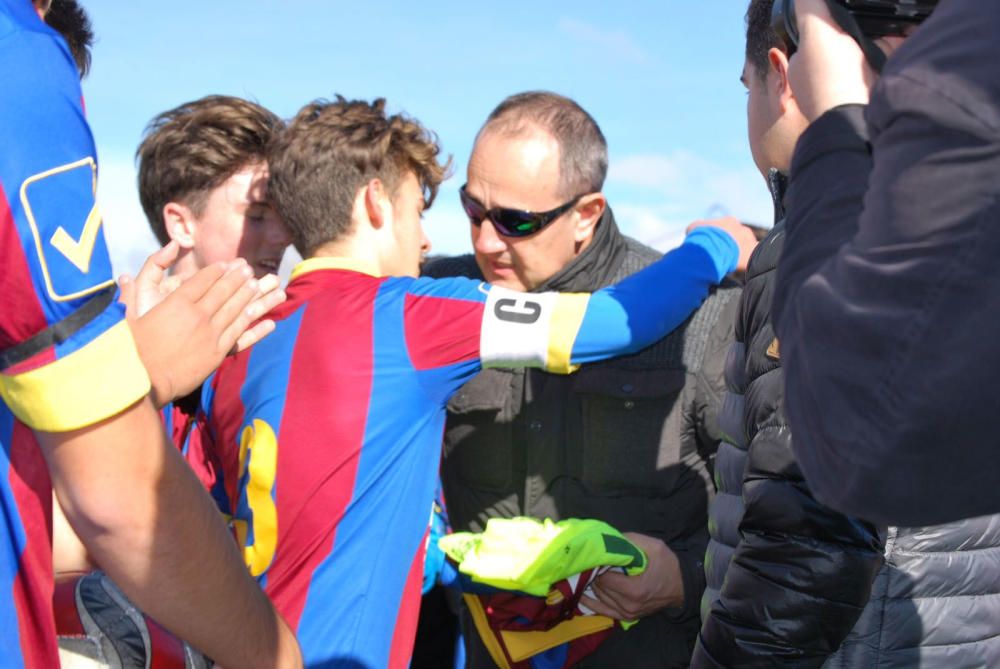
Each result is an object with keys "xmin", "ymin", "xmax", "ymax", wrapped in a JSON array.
[
  {"xmin": 1, "ymin": 320, "xmax": 151, "ymax": 432},
  {"xmin": 544, "ymin": 293, "xmax": 590, "ymax": 375}
]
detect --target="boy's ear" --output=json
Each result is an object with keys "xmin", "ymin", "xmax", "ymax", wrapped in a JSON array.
[
  {"xmin": 364, "ymin": 178, "xmax": 388, "ymax": 230},
  {"xmin": 162, "ymin": 202, "xmax": 196, "ymax": 249},
  {"xmin": 767, "ymin": 47, "xmax": 795, "ymax": 112}
]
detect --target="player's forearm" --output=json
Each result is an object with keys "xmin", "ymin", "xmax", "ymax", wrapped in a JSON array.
[
  {"xmin": 37, "ymin": 398, "xmax": 301, "ymax": 669},
  {"xmin": 569, "ymin": 227, "xmax": 738, "ymax": 364}
]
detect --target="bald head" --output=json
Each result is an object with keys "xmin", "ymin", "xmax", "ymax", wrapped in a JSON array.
[{"xmin": 478, "ymin": 91, "xmax": 607, "ymax": 199}]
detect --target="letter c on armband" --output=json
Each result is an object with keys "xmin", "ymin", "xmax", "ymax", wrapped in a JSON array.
[{"xmin": 494, "ymin": 298, "xmax": 542, "ymax": 324}]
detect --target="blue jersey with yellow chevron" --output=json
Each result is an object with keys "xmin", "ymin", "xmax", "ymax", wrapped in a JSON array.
[
  {"xmin": 196, "ymin": 230, "xmax": 736, "ymax": 668},
  {"xmin": 0, "ymin": 2, "xmax": 150, "ymax": 666}
]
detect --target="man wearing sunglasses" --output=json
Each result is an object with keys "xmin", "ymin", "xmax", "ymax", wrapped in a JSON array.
[{"xmin": 424, "ymin": 91, "xmax": 757, "ymax": 668}]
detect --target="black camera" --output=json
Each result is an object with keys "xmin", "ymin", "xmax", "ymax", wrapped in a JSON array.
[{"xmin": 772, "ymin": 0, "xmax": 938, "ymax": 55}]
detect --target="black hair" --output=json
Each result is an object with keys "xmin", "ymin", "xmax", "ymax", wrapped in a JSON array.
[
  {"xmin": 746, "ymin": 0, "xmax": 785, "ymax": 81},
  {"xmin": 44, "ymin": 0, "xmax": 93, "ymax": 78}
]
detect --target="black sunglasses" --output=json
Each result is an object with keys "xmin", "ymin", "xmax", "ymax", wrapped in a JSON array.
[{"xmin": 459, "ymin": 185, "xmax": 584, "ymax": 238}]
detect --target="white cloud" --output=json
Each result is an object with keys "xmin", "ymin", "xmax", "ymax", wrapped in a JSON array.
[
  {"xmin": 557, "ymin": 18, "xmax": 648, "ymax": 64},
  {"xmin": 93, "ymin": 149, "xmax": 771, "ymax": 273},
  {"xmin": 95, "ymin": 153, "xmax": 159, "ymax": 278},
  {"xmin": 607, "ymin": 151, "xmax": 774, "ymax": 251}
]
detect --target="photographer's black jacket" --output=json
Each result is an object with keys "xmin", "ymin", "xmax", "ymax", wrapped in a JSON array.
[{"xmin": 773, "ymin": 0, "xmax": 1000, "ymax": 527}]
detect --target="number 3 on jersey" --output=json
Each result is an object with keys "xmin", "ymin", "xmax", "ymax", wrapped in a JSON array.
[{"xmin": 232, "ymin": 419, "xmax": 278, "ymax": 576}]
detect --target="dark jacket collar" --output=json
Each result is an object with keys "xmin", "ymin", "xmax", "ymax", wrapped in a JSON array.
[
  {"xmin": 768, "ymin": 168, "xmax": 789, "ymax": 224},
  {"xmin": 533, "ymin": 207, "xmax": 627, "ymax": 293}
]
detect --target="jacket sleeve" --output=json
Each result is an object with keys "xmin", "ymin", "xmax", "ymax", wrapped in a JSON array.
[
  {"xmin": 664, "ymin": 288, "xmax": 740, "ymax": 624},
  {"xmin": 690, "ymin": 286, "xmax": 740, "ymax": 470},
  {"xmin": 691, "ymin": 408, "xmax": 884, "ymax": 668},
  {"xmin": 772, "ymin": 0, "xmax": 1000, "ymax": 526}
]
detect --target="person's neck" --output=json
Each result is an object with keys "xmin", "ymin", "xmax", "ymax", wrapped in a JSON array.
[{"xmin": 310, "ymin": 235, "xmax": 384, "ymax": 276}]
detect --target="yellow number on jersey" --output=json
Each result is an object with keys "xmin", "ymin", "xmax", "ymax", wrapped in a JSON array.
[{"xmin": 232, "ymin": 419, "xmax": 279, "ymax": 577}]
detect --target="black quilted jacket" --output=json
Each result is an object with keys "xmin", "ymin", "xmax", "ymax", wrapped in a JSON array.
[{"xmin": 691, "ymin": 175, "xmax": 884, "ymax": 668}]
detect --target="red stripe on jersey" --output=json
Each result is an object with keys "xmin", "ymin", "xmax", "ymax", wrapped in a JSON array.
[
  {"xmin": 147, "ymin": 616, "xmax": 189, "ymax": 669},
  {"xmin": 52, "ymin": 576, "xmax": 85, "ymax": 637},
  {"xmin": 9, "ymin": 422, "xmax": 57, "ymax": 669},
  {"xmin": 388, "ymin": 531, "xmax": 429, "ymax": 669},
  {"xmin": 207, "ymin": 352, "xmax": 252, "ymax": 513},
  {"xmin": 265, "ymin": 275, "xmax": 378, "ymax": 630},
  {"xmin": 5, "ymin": 347, "xmax": 58, "ymax": 376},
  {"xmin": 0, "ymin": 186, "xmax": 48, "ymax": 352},
  {"xmin": 403, "ymin": 293, "xmax": 484, "ymax": 371}
]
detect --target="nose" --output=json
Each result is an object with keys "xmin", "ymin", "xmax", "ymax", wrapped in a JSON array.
[
  {"xmin": 267, "ymin": 217, "xmax": 292, "ymax": 246},
  {"xmin": 420, "ymin": 225, "xmax": 432, "ymax": 256},
  {"xmin": 471, "ymin": 217, "xmax": 506, "ymax": 255}
]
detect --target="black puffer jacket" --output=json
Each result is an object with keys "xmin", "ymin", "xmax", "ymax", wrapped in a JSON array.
[{"xmin": 692, "ymin": 174, "xmax": 884, "ymax": 668}]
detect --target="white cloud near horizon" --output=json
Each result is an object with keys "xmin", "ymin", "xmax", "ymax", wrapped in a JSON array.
[
  {"xmin": 96, "ymin": 155, "xmax": 159, "ymax": 278},
  {"xmin": 94, "ymin": 149, "xmax": 773, "ymax": 275}
]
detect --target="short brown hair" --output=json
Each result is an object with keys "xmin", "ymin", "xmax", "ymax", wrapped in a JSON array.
[
  {"xmin": 746, "ymin": 0, "xmax": 785, "ymax": 82},
  {"xmin": 478, "ymin": 91, "xmax": 607, "ymax": 198},
  {"xmin": 136, "ymin": 95, "xmax": 283, "ymax": 245},
  {"xmin": 268, "ymin": 96, "xmax": 449, "ymax": 257}
]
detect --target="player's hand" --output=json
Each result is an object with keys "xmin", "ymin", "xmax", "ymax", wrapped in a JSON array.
[
  {"xmin": 119, "ymin": 241, "xmax": 184, "ymax": 318},
  {"xmin": 579, "ymin": 533, "xmax": 684, "ymax": 621},
  {"xmin": 687, "ymin": 216, "xmax": 759, "ymax": 273},
  {"xmin": 128, "ymin": 259, "xmax": 286, "ymax": 407}
]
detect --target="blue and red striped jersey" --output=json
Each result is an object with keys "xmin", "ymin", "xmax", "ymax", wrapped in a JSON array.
[
  {"xmin": 0, "ymin": 1, "xmax": 150, "ymax": 666},
  {"xmin": 198, "ymin": 232, "xmax": 736, "ymax": 667}
]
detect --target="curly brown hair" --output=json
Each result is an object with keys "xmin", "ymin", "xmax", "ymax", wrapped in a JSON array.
[
  {"xmin": 267, "ymin": 96, "xmax": 450, "ymax": 257},
  {"xmin": 136, "ymin": 95, "xmax": 283, "ymax": 245}
]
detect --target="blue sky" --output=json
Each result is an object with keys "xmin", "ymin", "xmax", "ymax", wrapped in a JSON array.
[{"xmin": 80, "ymin": 0, "xmax": 772, "ymax": 276}]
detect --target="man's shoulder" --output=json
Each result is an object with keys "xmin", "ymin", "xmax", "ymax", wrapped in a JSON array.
[
  {"xmin": 611, "ymin": 235, "xmax": 741, "ymax": 371},
  {"xmin": 421, "ymin": 254, "xmax": 483, "ymax": 281},
  {"xmin": 619, "ymin": 235, "xmax": 662, "ymax": 270},
  {"xmin": 620, "ymin": 233, "xmax": 742, "ymax": 312}
]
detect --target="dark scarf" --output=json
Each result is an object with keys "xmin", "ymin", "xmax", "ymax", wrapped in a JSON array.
[{"xmin": 534, "ymin": 207, "xmax": 628, "ymax": 294}]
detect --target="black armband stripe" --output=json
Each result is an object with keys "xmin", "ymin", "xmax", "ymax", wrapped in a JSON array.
[{"xmin": 0, "ymin": 285, "xmax": 118, "ymax": 371}]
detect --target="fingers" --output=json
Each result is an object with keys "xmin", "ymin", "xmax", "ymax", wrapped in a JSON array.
[
  {"xmin": 246, "ymin": 275, "xmax": 286, "ymax": 319},
  {"xmin": 585, "ymin": 576, "xmax": 636, "ymax": 621},
  {"xmin": 215, "ymin": 276, "xmax": 286, "ymax": 354},
  {"xmin": 170, "ymin": 260, "xmax": 233, "ymax": 304},
  {"xmin": 209, "ymin": 276, "xmax": 263, "ymax": 351},
  {"xmin": 137, "ymin": 241, "xmax": 182, "ymax": 286},
  {"xmin": 256, "ymin": 273, "xmax": 281, "ymax": 296},
  {"xmin": 161, "ymin": 275, "xmax": 183, "ymax": 295},
  {"xmin": 794, "ymin": 0, "xmax": 836, "ymax": 31},
  {"xmin": 118, "ymin": 274, "xmax": 137, "ymax": 319},
  {"xmin": 578, "ymin": 593, "xmax": 622, "ymax": 620},
  {"xmin": 234, "ymin": 319, "xmax": 277, "ymax": 354}
]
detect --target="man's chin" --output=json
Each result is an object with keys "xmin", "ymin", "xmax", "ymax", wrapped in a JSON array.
[
  {"xmin": 486, "ymin": 275, "xmax": 529, "ymax": 292},
  {"xmin": 480, "ymin": 264, "xmax": 526, "ymax": 291}
]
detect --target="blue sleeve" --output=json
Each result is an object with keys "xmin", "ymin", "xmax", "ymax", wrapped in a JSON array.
[
  {"xmin": 0, "ymin": 11, "xmax": 149, "ymax": 432},
  {"xmin": 570, "ymin": 227, "xmax": 738, "ymax": 364},
  {"xmin": 406, "ymin": 228, "xmax": 736, "ymax": 383}
]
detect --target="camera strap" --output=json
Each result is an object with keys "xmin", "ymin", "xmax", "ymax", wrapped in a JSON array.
[{"xmin": 824, "ymin": 0, "xmax": 888, "ymax": 72}]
